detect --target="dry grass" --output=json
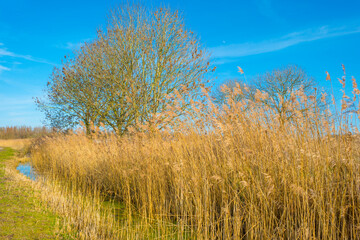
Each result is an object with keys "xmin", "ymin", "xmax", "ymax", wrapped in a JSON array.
[
  {"xmin": 30, "ymin": 71, "xmax": 360, "ymax": 239},
  {"xmin": 0, "ymin": 139, "xmax": 32, "ymax": 150}
]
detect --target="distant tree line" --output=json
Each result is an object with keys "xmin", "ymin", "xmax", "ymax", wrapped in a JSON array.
[{"xmin": 0, "ymin": 126, "xmax": 52, "ymax": 139}]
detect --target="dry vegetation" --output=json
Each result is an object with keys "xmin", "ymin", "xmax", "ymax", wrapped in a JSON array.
[
  {"xmin": 0, "ymin": 138, "xmax": 32, "ymax": 151},
  {"xmin": 0, "ymin": 126, "xmax": 51, "ymax": 140},
  {"xmin": 29, "ymin": 69, "xmax": 360, "ymax": 239}
]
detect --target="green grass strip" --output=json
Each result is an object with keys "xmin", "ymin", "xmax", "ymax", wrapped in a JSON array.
[{"xmin": 0, "ymin": 147, "xmax": 66, "ymax": 239}]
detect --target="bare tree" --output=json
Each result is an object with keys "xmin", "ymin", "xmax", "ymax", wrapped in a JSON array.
[
  {"xmin": 36, "ymin": 5, "xmax": 212, "ymax": 135},
  {"xmin": 36, "ymin": 45, "xmax": 104, "ymax": 134},
  {"xmin": 215, "ymin": 65, "xmax": 325, "ymax": 125},
  {"xmin": 254, "ymin": 65, "xmax": 323, "ymax": 124}
]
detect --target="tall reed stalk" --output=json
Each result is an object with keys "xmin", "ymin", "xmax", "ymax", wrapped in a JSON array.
[{"xmin": 31, "ymin": 70, "xmax": 360, "ymax": 239}]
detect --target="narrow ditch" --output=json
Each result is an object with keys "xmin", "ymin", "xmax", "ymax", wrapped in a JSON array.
[{"xmin": 16, "ymin": 162, "xmax": 37, "ymax": 180}]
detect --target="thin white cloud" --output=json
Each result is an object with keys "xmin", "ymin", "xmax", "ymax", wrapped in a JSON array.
[
  {"xmin": 18, "ymin": 54, "xmax": 56, "ymax": 65},
  {"xmin": 0, "ymin": 44, "xmax": 56, "ymax": 65},
  {"xmin": 211, "ymin": 24, "xmax": 360, "ymax": 59},
  {"xmin": 0, "ymin": 64, "xmax": 10, "ymax": 73},
  {"xmin": 0, "ymin": 48, "xmax": 15, "ymax": 57},
  {"xmin": 63, "ymin": 41, "xmax": 84, "ymax": 50},
  {"xmin": 212, "ymin": 58, "xmax": 238, "ymax": 65},
  {"xmin": 56, "ymin": 39, "xmax": 90, "ymax": 50},
  {"xmin": 0, "ymin": 95, "xmax": 34, "ymax": 110}
]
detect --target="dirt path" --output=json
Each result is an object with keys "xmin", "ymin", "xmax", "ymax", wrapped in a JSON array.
[{"xmin": 0, "ymin": 147, "xmax": 62, "ymax": 239}]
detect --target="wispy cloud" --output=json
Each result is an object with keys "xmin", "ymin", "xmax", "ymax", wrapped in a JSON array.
[
  {"xmin": 0, "ymin": 95, "xmax": 40, "ymax": 126},
  {"xmin": 63, "ymin": 41, "xmax": 85, "ymax": 50},
  {"xmin": 0, "ymin": 47, "xmax": 16, "ymax": 57},
  {"xmin": 211, "ymin": 23, "xmax": 360, "ymax": 60},
  {"xmin": 0, "ymin": 95, "xmax": 35, "ymax": 110},
  {"xmin": 56, "ymin": 39, "xmax": 90, "ymax": 50},
  {"xmin": 0, "ymin": 64, "xmax": 10, "ymax": 73},
  {"xmin": 212, "ymin": 58, "xmax": 238, "ymax": 65},
  {"xmin": 0, "ymin": 44, "xmax": 56, "ymax": 66}
]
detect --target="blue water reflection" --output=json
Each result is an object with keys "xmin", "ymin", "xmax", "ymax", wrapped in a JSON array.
[{"xmin": 16, "ymin": 163, "xmax": 37, "ymax": 180}]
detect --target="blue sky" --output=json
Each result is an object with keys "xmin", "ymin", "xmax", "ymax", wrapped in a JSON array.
[{"xmin": 0, "ymin": 0, "xmax": 359, "ymax": 126}]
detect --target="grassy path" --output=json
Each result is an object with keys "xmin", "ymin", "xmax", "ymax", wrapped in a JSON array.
[{"xmin": 0, "ymin": 147, "xmax": 62, "ymax": 239}]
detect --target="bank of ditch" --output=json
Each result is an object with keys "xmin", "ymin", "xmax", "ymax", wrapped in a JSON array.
[{"xmin": 0, "ymin": 147, "xmax": 69, "ymax": 239}]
